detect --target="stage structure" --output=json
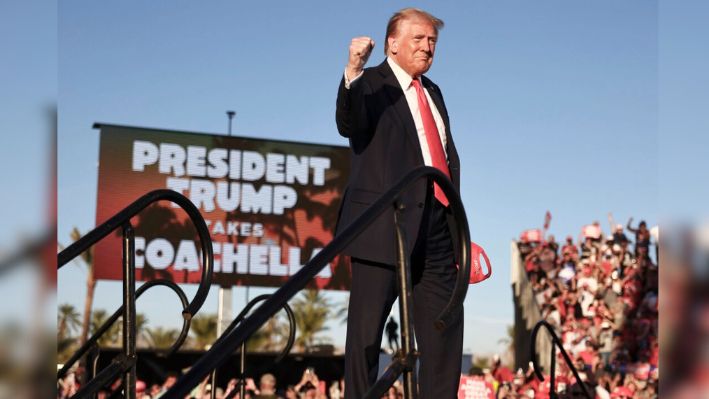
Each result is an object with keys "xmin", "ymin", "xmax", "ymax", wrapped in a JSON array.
[{"xmin": 93, "ymin": 123, "xmax": 351, "ymax": 291}]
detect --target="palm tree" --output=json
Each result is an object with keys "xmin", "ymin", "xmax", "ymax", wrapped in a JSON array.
[
  {"xmin": 335, "ymin": 295, "xmax": 349, "ymax": 325},
  {"xmin": 90, "ymin": 309, "xmax": 120, "ymax": 347},
  {"xmin": 58, "ymin": 304, "xmax": 81, "ymax": 360},
  {"xmin": 58, "ymin": 303, "xmax": 81, "ymax": 342},
  {"xmin": 291, "ymin": 289, "xmax": 331, "ymax": 351},
  {"xmin": 135, "ymin": 313, "xmax": 148, "ymax": 338},
  {"xmin": 190, "ymin": 314, "xmax": 217, "ymax": 350},
  {"xmin": 145, "ymin": 327, "xmax": 180, "ymax": 349},
  {"xmin": 112, "ymin": 312, "xmax": 151, "ymax": 344},
  {"xmin": 245, "ymin": 312, "xmax": 289, "ymax": 352},
  {"xmin": 244, "ymin": 322, "xmax": 271, "ymax": 353},
  {"xmin": 69, "ymin": 227, "xmax": 96, "ymax": 346}
]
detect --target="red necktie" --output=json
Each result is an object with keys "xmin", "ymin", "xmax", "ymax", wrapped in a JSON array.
[{"xmin": 411, "ymin": 79, "xmax": 450, "ymax": 207}]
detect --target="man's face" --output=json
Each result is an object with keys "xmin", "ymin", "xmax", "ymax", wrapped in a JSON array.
[{"xmin": 389, "ymin": 17, "xmax": 437, "ymax": 77}]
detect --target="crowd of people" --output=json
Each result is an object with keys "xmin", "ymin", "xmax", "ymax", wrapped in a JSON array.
[
  {"xmin": 507, "ymin": 218, "xmax": 659, "ymax": 398},
  {"xmin": 58, "ymin": 367, "xmax": 347, "ymax": 399},
  {"xmin": 58, "ymin": 217, "xmax": 658, "ymax": 398}
]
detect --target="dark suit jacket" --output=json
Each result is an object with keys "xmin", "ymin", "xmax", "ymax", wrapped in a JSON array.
[{"xmin": 335, "ymin": 60, "xmax": 461, "ymax": 265}]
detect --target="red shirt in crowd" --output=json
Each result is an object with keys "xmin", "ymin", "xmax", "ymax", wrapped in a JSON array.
[{"xmin": 492, "ymin": 365, "xmax": 514, "ymax": 383}]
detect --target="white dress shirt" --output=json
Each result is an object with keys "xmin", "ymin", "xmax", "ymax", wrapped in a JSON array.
[{"xmin": 344, "ymin": 57, "xmax": 448, "ymax": 167}]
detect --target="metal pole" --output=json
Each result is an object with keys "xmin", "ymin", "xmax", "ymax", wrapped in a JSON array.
[
  {"xmin": 209, "ymin": 367, "xmax": 218, "ymax": 399},
  {"xmin": 214, "ymin": 101, "xmax": 232, "ymax": 396},
  {"xmin": 218, "ymin": 288, "xmax": 234, "ymax": 335},
  {"xmin": 227, "ymin": 110, "xmax": 236, "ymax": 135},
  {"xmin": 86, "ymin": 345, "xmax": 99, "ymax": 399},
  {"xmin": 550, "ymin": 345, "xmax": 557, "ymax": 399},
  {"xmin": 239, "ymin": 341, "xmax": 247, "ymax": 399},
  {"xmin": 122, "ymin": 223, "xmax": 137, "ymax": 399},
  {"xmin": 220, "ymin": 341, "xmax": 248, "ymax": 399},
  {"xmin": 213, "ymin": 286, "xmax": 233, "ymax": 399},
  {"xmin": 394, "ymin": 204, "xmax": 418, "ymax": 399}
]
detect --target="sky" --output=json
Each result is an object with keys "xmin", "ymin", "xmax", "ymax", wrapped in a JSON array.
[
  {"xmin": 50, "ymin": 1, "xmax": 665, "ymax": 356},
  {"xmin": 0, "ymin": 0, "xmax": 56, "ymax": 327}
]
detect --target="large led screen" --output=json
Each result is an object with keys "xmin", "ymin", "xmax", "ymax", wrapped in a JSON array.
[{"xmin": 93, "ymin": 124, "xmax": 351, "ymax": 290}]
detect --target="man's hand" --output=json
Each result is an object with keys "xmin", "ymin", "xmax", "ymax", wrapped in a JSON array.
[{"xmin": 346, "ymin": 36, "xmax": 374, "ymax": 80}]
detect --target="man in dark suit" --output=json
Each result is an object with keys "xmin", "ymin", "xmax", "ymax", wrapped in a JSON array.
[{"xmin": 335, "ymin": 8, "xmax": 463, "ymax": 398}]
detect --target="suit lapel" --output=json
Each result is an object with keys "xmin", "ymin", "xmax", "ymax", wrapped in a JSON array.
[
  {"xmin": 422, "ymin": 79, "xmax": 449, "ymax": 128},
  {"xmin": 377, "ymin": 62, "xmax": 423, "ymax": 160}
]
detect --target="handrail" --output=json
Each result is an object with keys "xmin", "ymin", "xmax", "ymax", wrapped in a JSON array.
[
  {"xmin": 73, "ymin": 354, "xmax": 136, "ymax": 399},
  {"xmin": 530, "ymin": 320, "xmax": 593, "ymax": 399},
  {"xmin": 58, "ymin": 189, "xmax": 214, "ymax": 318},
  {"xmin": 364, "ymin": 206, "xmax": 418, "ymax": 399},
  {"xmin": 57, "ymin": 279, "xmax": 190, "ymax": 380},
  {"xmin": 58, "ymin": 189, "xmax": 214, "ymax": 399},
  {"xmin": 217, "ymin": 294, "xmax": 296, "ymax": 363},
  {"xmin": 214, "ymin": 294, "xmax": 296, "ymax": 399},
  {"xmin": 165, "ymin": 166, "xmax": 471, "ymax": 398}
]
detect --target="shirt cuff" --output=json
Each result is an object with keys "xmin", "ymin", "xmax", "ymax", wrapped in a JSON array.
[{"xmin": 344, "ymin": 69, "xmax": 363, "ymax": 89}]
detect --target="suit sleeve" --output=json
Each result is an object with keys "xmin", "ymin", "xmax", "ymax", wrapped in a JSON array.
[{"xmin": 335, "ymin": 75, "xmax": 371, "ymax": 139}]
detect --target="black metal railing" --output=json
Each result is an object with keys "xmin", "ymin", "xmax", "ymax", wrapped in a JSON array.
[
  {"xmin": 363, "ymin": 205, "xmax": 417, "ymax": 399},
  {"xmin": 530, "ymin": 320, "xmax": 593, "ymax": 399},
  {"xmin": 165, "ymin": 166, "xmax": 472, "ymax": 399},
  {"xmin": 210, "ymin": 294, "xmax": 296, "ymax": 399},
  {"xmin": 57, "ymin": 279, "xmax": 190, "ymax": 380},
  {"xmin": 58, "ymin": 190, "xmax": 214, "ymax": 399}
]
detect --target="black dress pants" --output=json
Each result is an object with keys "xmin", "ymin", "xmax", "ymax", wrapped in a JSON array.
[{"xmin": 344, "ymin": 199, "xmax": 464, "ymax": 398}]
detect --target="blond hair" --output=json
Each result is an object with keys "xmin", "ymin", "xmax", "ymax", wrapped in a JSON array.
[{"xmin": 384, "ymin": 8, "xmax": 444, "ymax": 55}]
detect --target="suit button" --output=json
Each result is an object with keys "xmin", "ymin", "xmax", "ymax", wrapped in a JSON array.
[{"xmin": 418, "ymin": 202, "xmax": 424, "ymax": 208}]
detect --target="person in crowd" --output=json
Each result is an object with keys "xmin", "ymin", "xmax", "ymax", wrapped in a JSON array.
[
  {"xmin": 135, "ymin": 380, "xmax": 151, "ymax": 399},
  {"xmin": 626, "ymin": 217, "xmax": 651, "ymax": 259},
  {"xmin": 284, "ymin": 385, "xmax": 298, "ymax": 399},
  {"xmin": 546, "ymin": 235, "xmax": 559, "ymax": 254},
  {"xmin": 293, "ymin": 368, "xmax": 325, "ymax": 398},
  {"xmin": 380, "ymin": 384, "xmax": 403, "ymax": 399},
  {"xmin": 254, "ymin": 373, "xmax": 279, "ymax": 399},
  {"xmin": 328, "ymin": 381, "xmax": 342, "ymax": 399},
  {"xmin": 385, "ymin": 316, "xmax": 400, "ymax": 354},
  {"xmin": 561, "ymin": 235, "xmax": 578, "ymax": 261},
  {"xmin": 612, "ymin": 224, "xmax": 628, "ymax": 246},
  {"xmin": 154, "ymin": 371, "xmax": 178, "ymax": 398},
  {"xmin": 223, "ymin": 378, "xmax": 239, "ymax": 398},
  {"xmin": 149, "ymin": 383, "xmax": 161, "ymax": 397},
  {"xmin": 491, "ymin": 354, "xmax": 514, "ymax": 386}
]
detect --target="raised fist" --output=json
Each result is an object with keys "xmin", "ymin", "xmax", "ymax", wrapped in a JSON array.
[{"xmin": 346, "ymin": 36, "xmax": 374, "ymax": 80}]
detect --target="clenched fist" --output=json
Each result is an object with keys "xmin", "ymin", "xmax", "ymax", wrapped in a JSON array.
[{"xmin": 346, "ymin": 36, "xmax": 374, "ymax": 80}]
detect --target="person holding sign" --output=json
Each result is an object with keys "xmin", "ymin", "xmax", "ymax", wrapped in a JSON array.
[{"xmin": 335, "ymin": 8, "xmax": 464, "ymax": 398}]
